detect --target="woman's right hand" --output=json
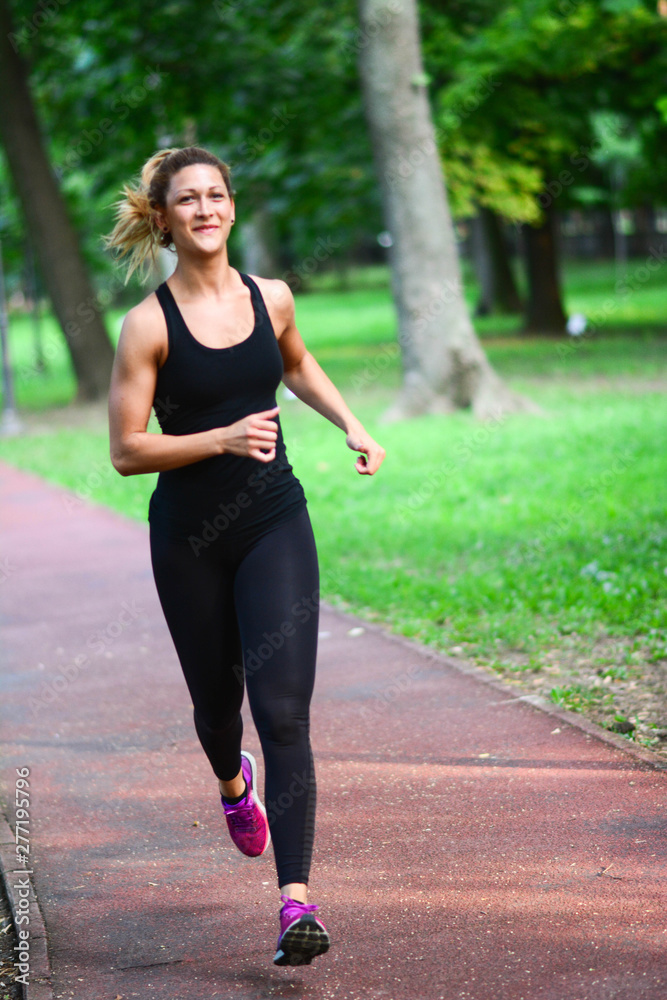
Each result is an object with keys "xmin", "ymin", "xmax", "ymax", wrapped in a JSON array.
[{"xmin": 219, "ymin": 406, "xmax": 280, "ymax": 462}]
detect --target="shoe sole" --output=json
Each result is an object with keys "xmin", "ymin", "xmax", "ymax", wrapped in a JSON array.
[
  {"xmin": 273, "ymin": 916, "xmax": 331, "ymax": 966},
  {"xmin": 240, "ymin": 750, "xmax": 271, "ymax": 856}
]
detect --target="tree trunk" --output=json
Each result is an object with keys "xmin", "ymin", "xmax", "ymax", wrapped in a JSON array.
[
  {"xmin": 521, "ymin": 204, "xmax": 568, "ymax": 334},
  {"xmin": 0, "ymin": 0, "xmax": 114, "ymax": 401},
  {"xmin": 633, "ymin": 203, "xmax": 655, "ymax": 258},
  {"xmin": 356, "ymin": 0, "xmax": 531, "ymax": 420},
  {"xmin": 472, "ymin": 206, "xmax": 522, "ymax": 317}
]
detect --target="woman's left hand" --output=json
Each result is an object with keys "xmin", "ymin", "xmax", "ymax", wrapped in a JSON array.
[{"xmin": 345, "ymin": 428, "xmax": 386, "ymax": 475}]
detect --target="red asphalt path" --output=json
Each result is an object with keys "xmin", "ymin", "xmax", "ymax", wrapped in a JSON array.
[{"xmin": 0, "ymin": 460, "xmax": 666, "ymax": 1000}]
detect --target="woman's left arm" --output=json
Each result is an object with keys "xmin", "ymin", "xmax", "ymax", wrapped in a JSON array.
[{"xmin": 267, "ymin": 279, "xmax": 386, "ymax": 476}]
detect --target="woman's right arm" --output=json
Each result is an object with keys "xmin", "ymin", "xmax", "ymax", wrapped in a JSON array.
[{"xmin": 108, "ymin": 300, "xmax": 279, "ymax": 476}]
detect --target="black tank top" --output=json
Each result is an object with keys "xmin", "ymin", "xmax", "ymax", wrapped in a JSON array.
[{"xmin": 148, "ymin": 271, "xmax": 306, "ymax": 547}]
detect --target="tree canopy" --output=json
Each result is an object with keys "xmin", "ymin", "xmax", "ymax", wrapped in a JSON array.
[
  {"xmin": 422, "ymin": 0, "xmax": 667, "ymax": 223},
  {"xmin": 2, "ymin": 0, "xmax": 665, "ymax": 294}
]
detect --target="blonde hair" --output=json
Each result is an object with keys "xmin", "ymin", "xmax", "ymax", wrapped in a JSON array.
[{"xmin": 104, "ymin": 146, "xmax": 234, "ymax": 283}]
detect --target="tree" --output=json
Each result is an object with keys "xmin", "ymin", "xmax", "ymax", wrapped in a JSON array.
[
  {"xmin": 0, "ymin": 0, "xmax": 114, "ymax": 401},
  {"xmin": 521, "ymin": 204, "xmax": 567, "ymax": 333},
  {"xmin": 422, "ymin": 0, "xmax": 667, "ymax": 335},
  {"xmin": 356, "ymin": 0, "xmax": 530, "ymax": 419}
]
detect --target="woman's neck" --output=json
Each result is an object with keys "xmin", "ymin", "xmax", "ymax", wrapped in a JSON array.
[{"xmin": 168, "ymin": 248, "xmax": 241, "ymax": 300}]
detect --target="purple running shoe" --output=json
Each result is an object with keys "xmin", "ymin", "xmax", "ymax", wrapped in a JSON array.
[
  {"xmin": 220, "ymin": 750, "xmax": 270, "ymax": 858},
  {"xmin": 273, "ymin": 895, "xmax": 330, "ymax": 966}
]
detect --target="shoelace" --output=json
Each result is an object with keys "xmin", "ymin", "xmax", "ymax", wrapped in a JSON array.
[
  {"xmin": 280, "ymin": 895, "xmax": 320, "ymax": 919},
  {"xmin": 223, "ymin": 797, "xmax": 260, "ymax": 833}
]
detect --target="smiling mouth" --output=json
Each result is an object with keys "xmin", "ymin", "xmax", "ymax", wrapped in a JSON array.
[{"xmin": 195, "ymin": 226, "xmax": 218, "ymax": 232}]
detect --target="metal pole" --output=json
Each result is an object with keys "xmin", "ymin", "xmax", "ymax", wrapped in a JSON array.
[{"xmin": 0, "ymin": 239, "xmax": 24, "ymax": 436}]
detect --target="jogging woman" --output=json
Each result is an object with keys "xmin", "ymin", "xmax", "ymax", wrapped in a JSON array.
[{"xmin": 106, "ymin": 145, "xmax": 385, "ymax": 967}]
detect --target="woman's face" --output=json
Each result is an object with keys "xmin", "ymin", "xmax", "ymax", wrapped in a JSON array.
[{"xmin": 157, "ymin": 163, "xmax": 234, "ymax": 255}]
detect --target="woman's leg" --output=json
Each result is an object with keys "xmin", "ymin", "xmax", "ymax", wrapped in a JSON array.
[
  {"xmin": 149, "ymin": 526, "xmax": 245, "ymax": 782},
  {"xmin": 233, "ymin": 509, "xmax": 319, "ymax": 892}
]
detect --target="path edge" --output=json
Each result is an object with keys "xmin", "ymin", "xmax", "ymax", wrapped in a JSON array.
[
  {"xmin": 0, "ymin": 809, "xmax": 53, "ymax": 1000},
  {"xmin": 325, "ymin": 604, "xmax": 667, "ymax": 772},
  {"xmin": 3, "ymin": 461, "xmax": 665, "ymax": 774}
]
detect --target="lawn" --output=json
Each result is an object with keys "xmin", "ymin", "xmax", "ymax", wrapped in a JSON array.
[{"xmin": 1, "ymin": 259, "xmax": 666, "ymax": 752}]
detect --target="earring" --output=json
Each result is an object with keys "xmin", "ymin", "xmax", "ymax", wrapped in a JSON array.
[{"xmin": 231, "ymin": 219, "xmax": 235, "ymax": 225}]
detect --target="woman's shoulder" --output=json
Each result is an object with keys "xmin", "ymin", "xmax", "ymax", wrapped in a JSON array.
[
  {"xmin": 121, "ymin": 286, "xmax": 168, "ymax": 332},
  {"xmin": 248, "ymin": 274, "xmax": 293, "ymax": 305},
  {"xmin": 118, "ymin": 287, "xmax": 168, "ymax": 363},
  {"xmin": 248, "ymin": 274, "xmax": 295, "ymax": 336}
]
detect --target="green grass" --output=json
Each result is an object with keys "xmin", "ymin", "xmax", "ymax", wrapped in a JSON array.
[
  {"xmin": 1, "ymin": 258, "xmax": 666, "ymax": 697},
  {"xmin": 285, "ymin": 389, "xmax": 667, "ymax": 663}
]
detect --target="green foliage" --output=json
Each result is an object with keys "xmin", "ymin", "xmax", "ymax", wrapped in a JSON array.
[
  {"xmin": 4, "ymin": 0, "xmax": 667, "ymax": 314},
  {"xmin": 3, "ymin": 0, "xmax": 383, "ymax": 289},
  {"xmin": 422, "ymin": 0, "xmax": 667, "ymax": 221},
  {"xmin": 440, "ymin": 136, "xmax": 543, "ymax": 222}
]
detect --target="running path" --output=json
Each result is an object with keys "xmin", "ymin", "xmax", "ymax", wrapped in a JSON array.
[{"xmin": 0, "ymin": 460, "xmax": 665, "ymax": 1000}]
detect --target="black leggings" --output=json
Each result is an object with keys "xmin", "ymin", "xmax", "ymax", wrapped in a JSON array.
[{"xmin": 149, "ymin": 507, "xmax": 319, "ymax": 887}]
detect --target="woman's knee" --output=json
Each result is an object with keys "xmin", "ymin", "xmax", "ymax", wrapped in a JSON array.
[
  {"xmin": 253, "ymin": 702, "xmax": 309, "ymax": 749},
  {"xmin": 194, "ymin": 705, "xmax": 241, "ymax": 738}
]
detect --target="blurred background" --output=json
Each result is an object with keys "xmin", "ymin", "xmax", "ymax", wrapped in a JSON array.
[{"xmin": 0, "ymin": 0, "xmax": 665, "ymax": 754}]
